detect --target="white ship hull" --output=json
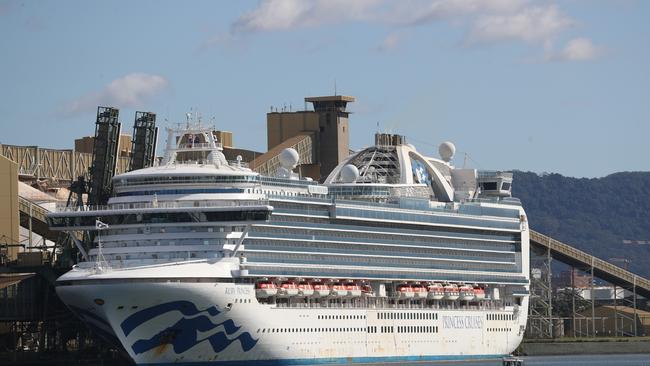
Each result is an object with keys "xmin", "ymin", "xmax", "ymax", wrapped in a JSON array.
[
  {"xmin": 48, "ymin": 124, "xmax": 531, "ymax": 365},
  {"xmin": 57, "ymin": 263, "xmax": 529, "ymax": 365}
]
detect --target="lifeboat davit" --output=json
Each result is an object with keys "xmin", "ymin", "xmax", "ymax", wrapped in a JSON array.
[
  {"xmin": 397, "ymin": 284, "xmax": 415, "ymax": 299},
  {"xmin": 459, "ymin": 284, "xmax": 475, "ymax": 301},
  {"xmin": 412, "ymin": 283, "xmax": 427, "ymax": 299},
  {"xmin": 427, "ymin": 283, "xmax": 445, "ymax": 300},
  {"xmin": 474, "ymin": 286, "xmax": 486, "ymax": 300},
  {"xmin": 331, "ymin": 282, "xmax": 348, "ymax": 297},
  {"xmin": 443, "ymin": 284, "xmax": 460, "ymax": 300},
  {"xmin": 255, "ymin": 280, "xmax": 277, "ymax": 298},
  {"xmin": 311, "ymin": 280, "xmax": 331, "ymax": 298},
  {"xmin": 277, "ymin": 280, "xmax": 299, "ymax": 297},
  {"xmin": 298, "ymin": 281, "xmax": 314, "ymax": 297}
]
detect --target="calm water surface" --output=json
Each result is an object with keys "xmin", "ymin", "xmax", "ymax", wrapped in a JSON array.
[{"xmin": 369, "ymin": 354, "xmax": 650, "ymax": 366}]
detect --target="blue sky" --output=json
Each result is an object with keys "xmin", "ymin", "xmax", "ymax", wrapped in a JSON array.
[{"xmin": 0, "ymin": 0, "xmax": 648, "ymax": 177}]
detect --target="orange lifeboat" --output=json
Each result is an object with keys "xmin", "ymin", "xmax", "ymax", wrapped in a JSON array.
[
  {"xmin": 361, "ymin": 283, "xmax": 374, "ymax": 297},
  {"xmin": 277, "ymin": 280, "xmax": 299, "ymax": 298},
  {"xmin": 330, "ymin": 281, "xmax": 348, "ymax": 297},
  {"xmin": 473, "ymin": 286, "xmax": 486, "ymax": 300},
  {"xmin": 345, "ymin": 281, "xmax": 362, "ymax": 297},
  {"xmin": 311, "ymin": 280, "xmax": 331, "ymax": 298},
  {"xmin": 397, "ymin": 283, "xmax": 415, "ymax": 299},
  {"xmin": 255, "ymin": 280, "xmax": 277, "ymax": 298},
  {"xmin": 412, "ymin": 282, "xmax": 427, "ymax": 299},
  {"xmin": 443, "ymin": 284, "xmax": 460, "ymax": 300},
  {"xmin": 459, "ymin": 284, "xmax": 475, "ymax": 301},
  {"xmin": 427, "ymin": 283, "xmax": 445, "ymax": 300},
  {"xmin": 297, "ymin": 281, "xmax": 314, "ymax": 297}
]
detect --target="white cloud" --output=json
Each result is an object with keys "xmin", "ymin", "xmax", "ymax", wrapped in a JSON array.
[
  {"xmin": 232, "ymin": 0, "xmax": 380, "ymax": 33},
  {"xmin": 391, "ymin": 0, "xmax": 527, "ymax": 26},
  {"xmin": 224, "ymin": 0, "xmax": 598, "ymax": 61},
  {"xmin": 376, "ymin": 32, "xmax": 402, "ymax": 52},
  {"xmin": 545, "ymin": 37, "xmax": 601, "ymax": 62},
  {"xmin": 465, "ymin": 4, "xmax": 573, "ymax": 44},
  {"xmin": 64, "ymin": 73, "xmax": 169, "ymax": 116},
  {"xmin": 231, "ymin": 0, "xmax": 529, "ymax": 32}
]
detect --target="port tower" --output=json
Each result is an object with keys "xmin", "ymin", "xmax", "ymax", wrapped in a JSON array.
[
  {"xmin": 87, "ymin": 107, "xmax": 121, "ymax": 206},
  {"xmin": 129, "ymin": 111, "xmax": 158, "ymax": 171}
]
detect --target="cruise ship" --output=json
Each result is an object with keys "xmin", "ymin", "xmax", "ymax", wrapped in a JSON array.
[{"xmin": 48, "ymin": 119, "xmax": 530, "ymax": 365}]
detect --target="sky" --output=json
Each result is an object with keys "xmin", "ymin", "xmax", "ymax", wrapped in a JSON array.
[{"xmin": 0, "ymin": 0, "xmax": 648, "ymax": 178}]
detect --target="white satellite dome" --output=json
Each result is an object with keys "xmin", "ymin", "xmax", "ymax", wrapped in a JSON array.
[
  {"xmin": 279, "ymin": 148, "xmax": 299, "ymax": 169},
  {"xmin": 340, "ymin": 164, "xmax": 360, "ymax": 183},
  {"xmin": 438, "ymin": 141, "xmax": 456, "ymax": 162}
]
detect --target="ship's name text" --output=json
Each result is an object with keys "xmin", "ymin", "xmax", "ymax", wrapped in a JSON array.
[
  {"xmin": 224, "ymin": 287, "xmax": 251, "ymax": 295},
  {"xmin": 442, "ymin": 315, "xmax": 483, "ymax": 329}
]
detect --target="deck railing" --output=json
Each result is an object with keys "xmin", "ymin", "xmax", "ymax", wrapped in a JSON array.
[{"xmin": 53, "ymin": 199, "xmax": 270, "ymax": 213}]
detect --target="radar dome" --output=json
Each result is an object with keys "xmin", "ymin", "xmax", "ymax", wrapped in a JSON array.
[
  {"xmin": 438, "ymin": 141, "xmax": 456, "ymax": 162},
  {"xmin": 340, "ymin": 164, "xmax": 359, "ymax": 183},
  {"xmin": 279, "ymin": 148, "xmax": 299, "ymax": 169}
]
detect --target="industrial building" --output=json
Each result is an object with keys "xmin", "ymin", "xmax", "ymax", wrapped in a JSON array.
[
  {"xmin": 75, "ymin": 134, "xmax": 133, "ymax": 158},
  {"xmin": 0, "ymin": 155, "xmax": 20, "ymax": 263},
  {"xmin": 264, "ymin": 95, "xmax": 355, "ymax": 181}
]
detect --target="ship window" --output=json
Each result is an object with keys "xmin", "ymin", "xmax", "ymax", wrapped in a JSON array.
[
  {"xmin": 481, "ymin": 182, "xmax": 498, "ymax": 190},
  {"xmin": 502, "ymin": 182, "xmax": 511, "ymax": 190}
]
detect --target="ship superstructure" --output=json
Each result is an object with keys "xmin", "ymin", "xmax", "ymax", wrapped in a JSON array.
[{"xmin": 48, "ymin": 119, "xmax": 530, "ymax": 365}]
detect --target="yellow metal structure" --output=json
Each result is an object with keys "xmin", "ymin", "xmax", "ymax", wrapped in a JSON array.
[
  {"xmin": 0, "ymin": 143, "xmax": 129, "ymax": 182},
  {"xmin": 0, "ymin": 155, "xmax": 20, "ymax": 261}
]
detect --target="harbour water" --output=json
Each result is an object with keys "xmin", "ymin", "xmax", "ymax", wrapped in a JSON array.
[{"xmin": 410, "ymin": 354, "xmax": 650, "ymax": 366}]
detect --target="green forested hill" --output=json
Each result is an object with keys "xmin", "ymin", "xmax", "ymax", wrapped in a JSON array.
[{"xmin": 512, "ymin": 171, "xmax": 650, "ymax": 279}]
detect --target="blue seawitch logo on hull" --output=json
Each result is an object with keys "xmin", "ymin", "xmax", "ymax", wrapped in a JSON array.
[{"xmin": 120, "ymin": 301, "xmax": 258, "ymax": 355}]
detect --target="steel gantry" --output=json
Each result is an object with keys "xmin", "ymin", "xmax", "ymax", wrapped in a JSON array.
[{"xmin": 527, "ymin": 230, "xmax": 648, "ymax": 339}]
